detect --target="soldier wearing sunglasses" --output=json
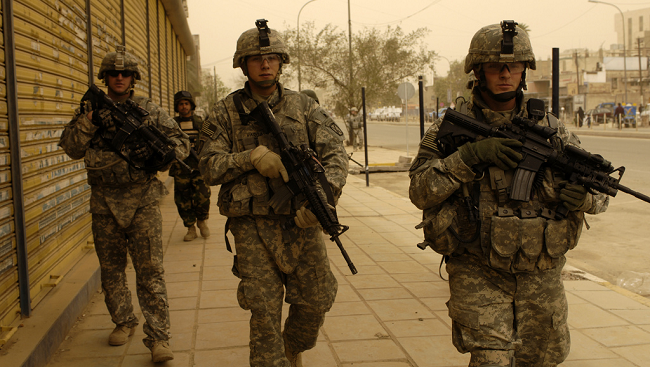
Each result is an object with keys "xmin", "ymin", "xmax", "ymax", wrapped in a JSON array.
[{"xmin": 58, "ymin": 46, "xmax": 189, "ymax": 363}]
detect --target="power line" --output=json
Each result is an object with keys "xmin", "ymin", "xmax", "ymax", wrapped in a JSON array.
[{"xmin": 351, "ymin": 0, "xmax": 443, "ymax": 27}]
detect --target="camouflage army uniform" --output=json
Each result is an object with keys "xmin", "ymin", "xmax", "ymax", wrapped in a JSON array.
[
  {"xmin": 409, "ymin": 87, "xmax": 609, "ymax": 366},
  {"xmin": 58, "ymin": 91, "xmax": 190, "ymax": 349},
  {"xmin": 198, "ymin": 82, "xmax": 347, "ymax": 366},
  {"xmin": 346, "ymin": 113, "xmax": 364, "ymax": 150},
  {"xmin": 169, "ymin": 114, "xmax": 211, "ymax": 228}
]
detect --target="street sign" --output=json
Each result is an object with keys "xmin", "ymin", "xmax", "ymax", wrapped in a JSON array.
[{"xmin": 397, "ymin": 82, "xmax": 415, "ymax": 100}]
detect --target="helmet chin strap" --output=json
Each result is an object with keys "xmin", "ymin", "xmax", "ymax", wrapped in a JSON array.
[{"xmin": 477, "ymin": 69, "xmax": 527, "ymax": 103}]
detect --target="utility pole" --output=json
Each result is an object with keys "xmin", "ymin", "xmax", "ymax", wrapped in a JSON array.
[
  {"xmin": 639, "ymin": 38, "xmax": 645, "ymax": 106},
  {"xmin": 574, "ymin": 52, "xmax": 580, "ymax": 89},
  {"xmin": 213, "ymin": 66, "xmax": 217, "ymax": 106},
  {"xmin": 347, "ymin": 0, "xmax": 353, "ymax": 106}
]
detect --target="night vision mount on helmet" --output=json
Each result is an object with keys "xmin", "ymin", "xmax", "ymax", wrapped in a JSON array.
[
  {"xmin": 232, "ymin": 19, "xmax": 290, "ymax": 70},
  {"xmin": 98, "ymin": 45, "xmax": 142, "ymax": 82}
]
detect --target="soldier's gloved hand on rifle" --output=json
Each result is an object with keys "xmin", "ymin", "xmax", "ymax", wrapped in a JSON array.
[
  {"xmin": 250, "ymin": 145, "xmax": 289, "ymax": 182},
  {"xmin": 559, "ymin": 182, "xmax": 589, "ymax": 211},
  {"xmin": 295, "ymin": 205, "xmax": 319, "ymax": 228},
  {"xmin": 457, "ymin": 137, "xmax": 523, "ymax": 171},
  {"xmin": 91, "ymin": 108, "xmax": 116, "ymax": 131}
]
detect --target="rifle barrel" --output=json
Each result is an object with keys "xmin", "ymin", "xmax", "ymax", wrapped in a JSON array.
[
  {"xmin": 617, "ymin": 183, "xmax": 650, "ymax": 204},
  {"xmin": 334, "ymin": 236, "xmax": 357, "ymax": 275}
]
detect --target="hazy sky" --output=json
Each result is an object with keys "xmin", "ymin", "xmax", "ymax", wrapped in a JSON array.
[{"xmin": 186, "ymin": 0, "xmax": 650, "ymax": 90}]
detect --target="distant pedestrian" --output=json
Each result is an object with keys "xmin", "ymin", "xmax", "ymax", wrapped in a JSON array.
[
  {"xmin": 614, "ymin": 103, "xmax": 625, "ymax": 127},
  {"xmin": 577, "ymin": 106, "xmax": 584, "ymax": 127}
]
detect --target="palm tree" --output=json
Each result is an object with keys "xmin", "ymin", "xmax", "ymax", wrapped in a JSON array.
[{"xmin": 518, "ymin": 23, "xmax": 531, "ymax": 34}]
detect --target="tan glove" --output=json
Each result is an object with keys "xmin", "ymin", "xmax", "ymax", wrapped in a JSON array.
[
  {"xmin": 250, "ymin": 145, "xmax": 289, "ymax": 182},
  {"xmin": 295, "ymin": 205, "xmax": 319, "ymax": 228}
]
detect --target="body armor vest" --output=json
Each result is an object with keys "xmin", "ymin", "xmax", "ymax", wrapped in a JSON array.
[
  {"xmin": 84, "ymin": 95, "xmax": 157, "ymax": 186},
  {"xmin": 216, "ymin": 89, "xmax": 311, "ymax": 218}
]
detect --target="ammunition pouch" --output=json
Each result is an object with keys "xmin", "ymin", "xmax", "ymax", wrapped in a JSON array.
[
  {"xmin": 416, "ymin": 202, "xmax": 460, "ymax": 256},
  {"xmin": 217, "ymin": 172, "xmax": 272, "ymax": 217},
  {"xmin": 488, "ymin": 212, "xmax": 582, "ymax": 272}
]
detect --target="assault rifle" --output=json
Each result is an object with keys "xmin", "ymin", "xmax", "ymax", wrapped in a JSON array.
[
  {"xmin": 437, "ymin": 100, "xmax": 650, "ymax": 219},
  {"xmin": 251, "ymin": 101, "xmax": 358, "ymax": 275},
  {"xmin": 81, "ymin": 84, "xmax": 190, "ymax": 172}
]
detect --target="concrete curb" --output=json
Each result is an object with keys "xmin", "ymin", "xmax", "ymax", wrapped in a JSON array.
[{"xmin": 0, "ymin": 252, "xmax": 100, "ymax": 367}]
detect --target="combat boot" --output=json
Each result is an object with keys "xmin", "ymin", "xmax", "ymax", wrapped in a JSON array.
[
  {"xmin": 196, "ymin": 219, "xmax": 210, "ymax": 238},
  {"xmin": 284, "ymin": 339, "xmax": 303, "ymax": 367},
  {"xmin": 183, "ymin": 225, "xmax": 197, "ymax": 241},
  {"xmin": 108, "ymin": 325, "xmax": 135, "ymax": 346},
  {"xmin": 151, "ymin": 340, "xmax": 174, "ymax": 362}
]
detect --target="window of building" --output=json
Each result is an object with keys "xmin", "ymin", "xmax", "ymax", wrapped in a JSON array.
[{"xmin": 640, "ymin": 16, "xmax": 644, "ymax": 32}]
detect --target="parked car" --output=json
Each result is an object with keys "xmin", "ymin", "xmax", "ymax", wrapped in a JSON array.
[
  {"xmin": 428, "ymin": 107, "xmax": 449, "ymax": 121},
  {"xmin": 583, "ymin": 107, "xmax": 612, "ymax": 125}
]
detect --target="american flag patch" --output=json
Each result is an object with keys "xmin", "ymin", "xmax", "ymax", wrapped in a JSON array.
[
  {"xmin": 201, "ymin": 121, "xmax": 219, "ymax": 138},
  {"xmin": 420, "ymin": 132, "xmax": 441, "ymax": 154}
]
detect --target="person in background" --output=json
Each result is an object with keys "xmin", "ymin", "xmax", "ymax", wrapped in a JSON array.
[{"xmin": 170, "ymin": 90, "xmax": 211, "ymax": 241}]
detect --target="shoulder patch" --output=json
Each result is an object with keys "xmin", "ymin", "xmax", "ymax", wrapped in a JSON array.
[
  {"xmin": 201, "ymin": 120, "xmax": 221, "ymax": 139},
  {"xmin": 326, "ymin": 120, "xmax": 344, "ymax": 136},
  {"xmin": 409, "ymin": 157, "xmax": 428, "ymax": 171},
  {"xmin": 420, "ymin": 130, "xmax": 441, "ymax": 155},
  {"xmin": 311, "ymin": 108, "xmax": 344, "ymax": 136}
]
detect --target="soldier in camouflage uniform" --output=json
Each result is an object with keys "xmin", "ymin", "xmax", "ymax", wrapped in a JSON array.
[
  {"xmin": 197, "ymin": 19, "xmax": 347, "ymax": 367},
  {"xmin": 409, "ymin": 22, "xmax": 609, "ymax": 367},
  {"xmin": 345, "ymin": 107, "xmax": 363, "ymax": 150},
  {"xmin": 58, "ymin": 46, "xmax": 189, "ymax": 363},
  {"xmin": 170, "ymin": 91, "xmax": 211, "ymax": 241}
]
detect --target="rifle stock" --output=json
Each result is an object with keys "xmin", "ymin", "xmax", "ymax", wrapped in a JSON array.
[{"xmin": 251, "ymin": 102, "xmax": 357, "ymax": 275}]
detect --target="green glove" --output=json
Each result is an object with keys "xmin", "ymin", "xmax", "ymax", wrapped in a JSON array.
[
  {"xmin": 560, "ymin": 182, "xmax": 589, "ymax": 211},
  {"xmin": 458, "ymin": 137, "xmax": 523, "ymax": 170}
]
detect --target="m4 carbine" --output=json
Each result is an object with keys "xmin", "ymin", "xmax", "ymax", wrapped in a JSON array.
[
  {"xmin": 81, "ymin": 84, "xmax": 189, "ymax": 172},
  {"xmin": 251, "ymin": 101, "xmax": 357, "ymax": 275},
  {"xmin": 437, "ymin": 103, "xmax": 650, "ymax": 218}
]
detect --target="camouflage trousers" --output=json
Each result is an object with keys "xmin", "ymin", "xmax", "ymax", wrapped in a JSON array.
[
  {"xmin": 92, "ymin": 205, "xmax": 171, "ymax": 349},
  {"xmin": 173, "ymin": 173, "xmax": 211, "ymax": 227},
  {"xmin": 352, "ymin": 128, "xmax": 364, "ymax": 150},
  {"xmin": 230, "ymin": 216, "xmax": 338, "ymax": 367},
  {"xmin": 446, "ymin": 253, "xmax": 569, "ymax": 367}
]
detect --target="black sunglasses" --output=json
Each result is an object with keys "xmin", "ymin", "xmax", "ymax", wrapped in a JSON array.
[{"xmin": 106, "ymin": 70, "xmax": 134, "ymax": 78}]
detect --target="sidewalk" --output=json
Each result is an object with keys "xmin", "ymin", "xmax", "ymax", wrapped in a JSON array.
[{"xmin": 2, "ymin": 146, "xmax": 650, "ymax": 367}]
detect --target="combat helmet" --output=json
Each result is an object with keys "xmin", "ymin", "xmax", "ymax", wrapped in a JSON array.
[
  {"xmin": 464, "ymin": 20, "xmax": 536, "ymax": 74},
  {"xmin": 232, "ymin": 19, "xmax": 290, "ymax": 70},
  {"xmin": 98, "ymin": 45, "xmax": 142, "ymax": 82},
  {"xmin": 464, "ymin": 20, "xmax": 535, "ymax": 102},
  {"xmin": 174, "ymin": 90, "xmax": 196, "ymax": 112}
]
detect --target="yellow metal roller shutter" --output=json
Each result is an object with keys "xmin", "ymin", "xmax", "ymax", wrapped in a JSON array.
[
  {"xmin": 149, "ymin": 0, "xmax": 160, "ymax": 106},
  {"xmin": 0, "ymin": 0, "xmax": 19, "ymax": 328},
  {"xmin": 158, "ymin": 2, "xmax": 169, "ymax": 112},
  {"xmin": 125, "ymin": 0, "xmax": 149, "ymax": 98},
  {"xmin": 90, "ymin": 0, "xmax": 122, "ymax": 85},
  {"xmin": 0, "ymin": 0, "xmax": 93, "ymax": 322}
]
